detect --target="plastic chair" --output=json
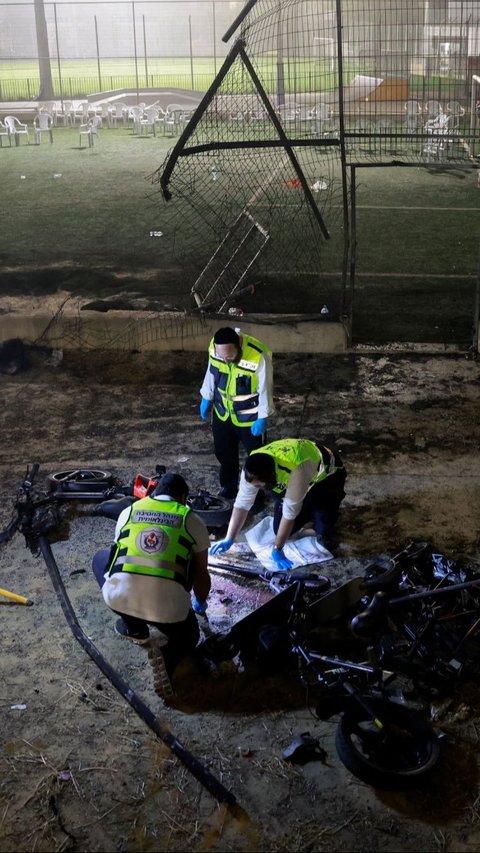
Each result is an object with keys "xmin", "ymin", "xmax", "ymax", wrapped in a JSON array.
[
  {"xmin": 95, "ymin": 102, "xmax": 114, "ymax": 129},
  {"xmin": 72, "ymin": 101, "xmax": 90, "ymax": 125},
  {"xmin": 110, "ymin": 102, "xmax": 129, "ymax": 128},
  {"xmin": 79, "ymin": 116, "xmax": 101, "ymax": 148},
  {"xmin": 37, "ymin": 101, "xmax": 58, "ymax": 125},
  {"xmin": 33, "ymin": 111, "xmax": 54, "ymax": 144},
  {"xmin": 55, "ymin": 100, "xmax": 75, "ymax": 126},
  {"xmin": 140, "ymin": 106, "xmax": 160, "ymax": 136},
  {"xmin": 423, "ymin": 112, "xmax": 452, "ymax": 158},
  {"xmin": 0, "ymin": 119, "xmax": 12, "ymax": 147},
  {"xmin": 164, "ymin": 104, "xmax": 188, "ymax": 136},
  {"xmin": 128, "ymin": 105, "xmax": 145, "ymax": 135},
  {"xmin": 447, "ymin": 101, "xmax": 465, "ymax": 129},
  {"xmin": 424, "ymin": 100, "xmax": 443, "ymax": 121},
  {"xmin": 277, "ymin": 104, "xmax": 300, "ymax": 128},
  {"xmin": 310, "ymin": 103, "xmax": 333, "ymax": 135},
  {"xmin": 4, "ymin": 116, "xmax": 29, "ymax": 146},
  {"xmin": 404, "ymin": 100, "xmax": 422, "ymax": 132}
]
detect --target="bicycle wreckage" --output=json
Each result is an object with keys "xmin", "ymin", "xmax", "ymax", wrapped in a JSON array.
[{"xmin": 3, "ymin": 465, "xmax": 480, "ymax": 794}]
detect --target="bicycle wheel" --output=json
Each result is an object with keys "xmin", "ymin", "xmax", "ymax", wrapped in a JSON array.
[
  {"xmin": 187, "ymin": 491, "xmax": 232, "ymax": 527},
  {"xmin": 47, "ymin": 469, "xmax": 115, "ymax": 494},
  {"xmin": 335, "ymin": 698, "xmax": 441, "ymax": 789}
]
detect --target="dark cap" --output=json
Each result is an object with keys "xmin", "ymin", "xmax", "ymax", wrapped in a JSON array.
[
  {"xmin": 213, "ymin": 327, "xmax": 240, "ymax": 345},
  {"xmin": 154, "ymin": 472, "xmax": 189, "ymax": 499}
]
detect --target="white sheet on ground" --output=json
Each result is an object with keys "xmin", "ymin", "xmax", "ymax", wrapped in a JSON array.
[{"xmin": 244, "ymin": 516, "xmax": 333, "ymax": 571}]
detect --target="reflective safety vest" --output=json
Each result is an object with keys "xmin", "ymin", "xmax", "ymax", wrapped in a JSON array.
[
  {"xmin": 107, "ymin": 496, "xmax": 195, "ymax": 589},
  {"xmin": 208, "ymin": 333, "xmax": 271, "ymax": 428},
  {"xmin": 250, "ymin": 438, "xmax": 341, "ymax": 495}
]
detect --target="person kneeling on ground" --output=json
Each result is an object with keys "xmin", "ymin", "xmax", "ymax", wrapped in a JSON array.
[
  {"xmin": 92, "ymin": 472, "xmax": 211, "ymax": 696},
  {"xmin": 210, "ymin": 438, "xmax": 346, "ymax": 570}
]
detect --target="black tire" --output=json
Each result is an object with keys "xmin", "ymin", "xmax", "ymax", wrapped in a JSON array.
[
  {"xmin": 335, "ymin": 698, "xmax": 441, "ymax": 789},
  {"xmin": 47, "ymin": 469, "xmax": 115, "ymax": 494},
  {"xmin": 187, "ymin": 490, "xmax": 232, "ymax": 527}
]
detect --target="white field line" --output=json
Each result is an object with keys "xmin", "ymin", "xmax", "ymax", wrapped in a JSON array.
[
  {"xmin": 354, "ymin": 205, "xmax": 480, "ymax": 211},
  {"xmin": 251, "ymin": 203, "xmax": 480, "ymax": 212},
  {"xmin": 267, "ymin": 270, "xmax": 476, "ymax": 279}
]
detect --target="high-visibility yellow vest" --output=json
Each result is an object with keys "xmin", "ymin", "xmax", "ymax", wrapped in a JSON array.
[
  {"xmin": 108, "ymin": 496, "xmax": 195, "ymax": 589},
  {"xmin": 250, "ymin": 438, "xmax": 341, "ymax": 495},
  {"xmin": 208, "ymin": 333, "xmax": 271, "ymax": 428}
]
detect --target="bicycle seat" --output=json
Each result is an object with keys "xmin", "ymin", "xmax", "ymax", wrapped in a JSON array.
[{"xmin": 350, "ymin": 591, "xmax": 388, "ymax": 638}]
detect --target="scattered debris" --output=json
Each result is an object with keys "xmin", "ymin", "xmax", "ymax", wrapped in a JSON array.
[
  {"xmin": 282, "ymin": 732, "xmax": 327, "ymax": 765},
  {"xmin": 0, "ymin": 338, "xmax": 26, "ymax": 375}
]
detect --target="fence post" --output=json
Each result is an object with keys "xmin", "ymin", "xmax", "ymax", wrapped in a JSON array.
[
  {"xmin": 94, "ymin": 15, "xmax": 102, "ymax": 91},
  {"xmin": 189, "ymin": 15, "xmax": 194, "ymax": 90},
  {"xmin": 132, "ymin": 1, "xmax": 140, "ymax": 104},
  {"xmin": 53, "ymin": 4, "xmax": 64, "ymax": 106},
  {"xmin": 143, "ymin": 14, "xmax": 148, "ymax": 87}
]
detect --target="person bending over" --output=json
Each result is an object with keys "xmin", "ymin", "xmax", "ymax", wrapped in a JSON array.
[{"xmin": 210, "ymin": 438, "xmax": 346, "ymax": 570}]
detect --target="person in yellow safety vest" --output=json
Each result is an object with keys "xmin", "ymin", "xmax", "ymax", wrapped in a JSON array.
[
  {"xmin": 199, "ymin": 326, "xmax": 275, "ymax": 502},
  {"xmin": 92, "ymin": 472, "xmax": 211, "ymax": 696},
  {"xmin": 210, "ymin": 438, "xmax": 347, "ymax": 570}
]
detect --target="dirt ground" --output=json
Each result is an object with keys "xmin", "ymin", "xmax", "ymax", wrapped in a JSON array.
[{"xmin": 1, "ymin": 340, "xmax": 480, "ymax": 853}]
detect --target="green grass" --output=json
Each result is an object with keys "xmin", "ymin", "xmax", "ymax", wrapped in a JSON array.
[
  {"xmin": 0, "ymin": 125, "xmax": 178, "ymax": 276},
  {"xmin": 0, "ymin": 57, "xmax": 405, "ymax": 99},
  {"xmin": 1, "ymin": 121, "xmax": 479, "ymax": 345}
]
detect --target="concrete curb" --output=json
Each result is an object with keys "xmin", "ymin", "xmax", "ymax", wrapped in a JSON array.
[{"xmin": 0, "ymin": 311, "xmax": 348, "ymax": 354}]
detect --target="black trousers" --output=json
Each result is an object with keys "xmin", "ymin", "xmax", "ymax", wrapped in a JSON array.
[
  {"xmin": 273, "ymin": 465, "xmax": 347, "ymax": 539},
  {"xmin": 92, "ymin": 548, "xmax": 199, "ymax": 678},
  {"xmin": 212, "ymin": 412, "xmax": 264, "ymax": 494}
]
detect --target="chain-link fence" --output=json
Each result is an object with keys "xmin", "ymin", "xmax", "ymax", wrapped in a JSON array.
[{"xmin": 0, "ymin": 0, "xmax": 243, "ymax": 100}]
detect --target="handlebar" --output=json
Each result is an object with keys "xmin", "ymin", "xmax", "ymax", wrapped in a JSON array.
[
  {"xmin": 23, "ymin": 463, "xmax": 40, "ymax": 491},
  {"xmin": 0, "ymin": 463, "xmax": 41, "ymax": 546}
]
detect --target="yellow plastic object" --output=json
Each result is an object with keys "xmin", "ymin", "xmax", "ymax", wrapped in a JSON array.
[{"xmin": 0, "ymin": 587, "xmax": 33, "ymax": 606}]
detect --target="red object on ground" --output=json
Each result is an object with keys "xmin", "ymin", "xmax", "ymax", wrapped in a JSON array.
[
  {"xmin": 133, "ymin": 474, "xmax": 158, "ymax": 498},
  {"xmin": 285, "ymin": 178, "xmax": 302, "ymax": 189}
]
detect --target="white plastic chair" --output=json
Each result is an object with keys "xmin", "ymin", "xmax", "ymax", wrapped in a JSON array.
[
  {"xmin": 72, "ymin": 101, "xmax": 90, "ymax": 125},
  {"xmin": 55, "ymin": 100, "xmax": 75, "ymax": 126},
  {"xmin": 404, "ymin": 100, "xmax": 422, "ymax": 133},
  {"xmin": 140, "ymin": 106, "xmax": 160, "ymax": 136},
  {"xmin": 310, "ymin": 103, "xmax": 333, "ymax": 135},
  {"xmin": 4, "ymin": 116, "xmax": 29, "ymax": 146},
  {"xmin": 423, "ymin": 112, "xmax": 452, "ymax": 158},
  {"xmin": 277, "ymin": 104, "xmax": 300, "ymax": 128},
  {"xmin": 424, "ymin": 100, "xmax": 443, "ymax": 121},
  {"xmin": 33, "ymin": 112, "xmax": 54, "ymax": 144},
  {"xmin": 447, "ymin": 101, "xmax": 465, "ymax": 129},
  {"xmin": 0, "ymin": 119, "xmax": 12, "ymax": 147},
  {"xmin": 164, "ymin": 105, "xmax": 188, "ymax": 136},
  {"xmin": 79, "ymin": 116, "xmax": 101, "ymax": 148},
  {"xmin": 96, "ymin": 102, "xmax": 114, "ymax": 129},
  {"xmin": 110, "ymin": 102, "xmax": 128, "ymax": 128},
  {"xmin": 128, "ymin": 105, "xmax": 145, "ymax": 135},
  {"xmin": 38, "ymin": 101, "xmax": 58, "ymax": 125}
]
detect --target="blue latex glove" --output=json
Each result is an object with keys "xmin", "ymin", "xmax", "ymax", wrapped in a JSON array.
[
  {"xmin": 210, "ymin": 538, "xmax": 233, "ymax": 556},
  {"xmin": 271, "ymin": 547, "xmax": 294, "ymax": 571},
  {"xmin": 200, "ymin": 397, "xmax": 211, "ymax": 420},
  {"xmin": 251, "ymin": 417, "xmax": 267, "ymax": 437},
  {"xmin": 192, "ymin": 597, "xmax": 208, "ymax": 615}
]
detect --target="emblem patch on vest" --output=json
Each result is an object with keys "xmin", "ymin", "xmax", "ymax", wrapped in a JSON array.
[{"xmin": 136, "ymin": 528, "xmax": 168, "ymax": 554}]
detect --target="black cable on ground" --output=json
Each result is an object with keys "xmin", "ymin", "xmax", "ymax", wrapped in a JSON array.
[{"xmin": 38, "ymin": 535, "xmax": 236, "ymax": 806}]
